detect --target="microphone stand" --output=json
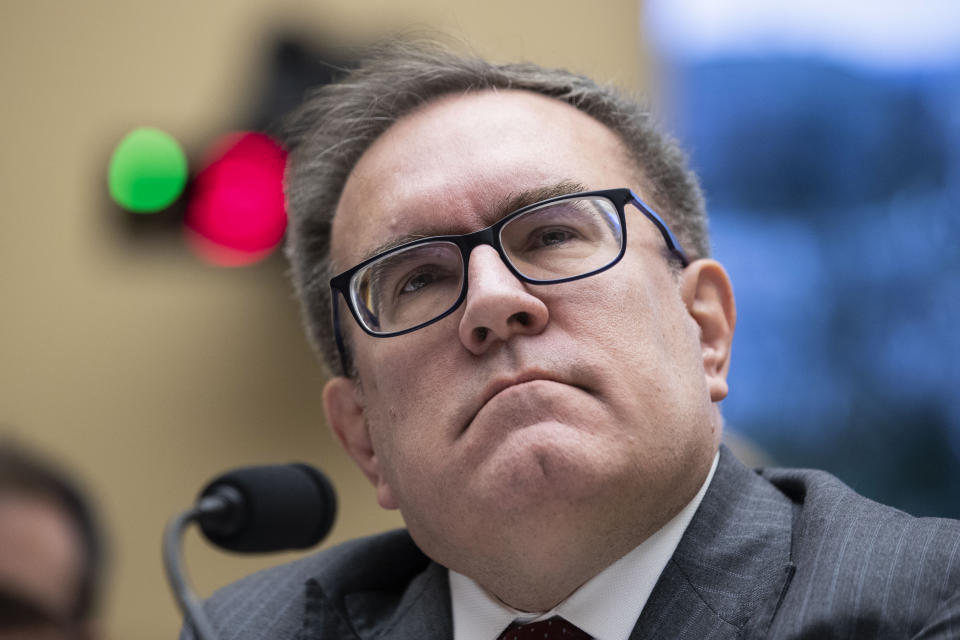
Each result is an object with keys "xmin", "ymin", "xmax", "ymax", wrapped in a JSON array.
[
  {"xmin": 162, "ymin": 463, "xmax": 335, "ymax": 639},
  {"xmin": 163, "ymin": 496, "xmax": 228, "ymax": 640}
]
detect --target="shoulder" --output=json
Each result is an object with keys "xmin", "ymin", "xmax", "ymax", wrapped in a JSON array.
[
  {"xmin": 762, "ymin": 463, "xmax": 960, "ymax": 560},
  {"xmin": 179, "ymin": 528, "xmax": 427, "ymax": 640},
  {"xmin": 759, "ymin": 464, "xmax": 960, "ymax": 637}
]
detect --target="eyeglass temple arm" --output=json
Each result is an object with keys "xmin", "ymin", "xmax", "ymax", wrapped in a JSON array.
[
  {"xmin": 627, "ymin": 189, "xmax": 690, "ymax": 267},
  {"xmin": 332, "ymin": 293, "xmax": 351, "ymax": 376}
]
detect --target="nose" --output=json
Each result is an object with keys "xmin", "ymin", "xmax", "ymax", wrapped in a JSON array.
[{"xmin": 458, "ymin": 245, "xmax": 549, "ymax": 355}]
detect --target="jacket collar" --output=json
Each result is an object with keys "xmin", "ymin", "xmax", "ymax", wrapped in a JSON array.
[
  {"xmin": 630, "ymin": 445, "xmax": 796, "ymax": 639},
  {"xmin": 300, "ymin": 530, "xmax": 452, "ymax": 640}
]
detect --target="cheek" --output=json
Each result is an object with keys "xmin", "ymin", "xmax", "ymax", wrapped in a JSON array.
[
  {"xmin": 355, "ymin": 332, "xmax": 467, "ymax": 470},
  {"xmin": 359, "ymin": 333, "xmax": 457, "ymax": 418},
  {"xmin": 573, "ymin": 266, "xmax": 688, "ymax": 358},
  {"xmin": 358, "ymin": 302, "xmax": 476, "ymax": 385},
  {"xmin": 571, "ymin": 267, "xmax": 706, "ymax": 408}
]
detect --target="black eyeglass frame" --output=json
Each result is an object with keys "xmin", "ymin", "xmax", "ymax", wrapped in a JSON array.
[{"xmin": 329, "ymin": 187, "xmax": 689, "ymax": 372}]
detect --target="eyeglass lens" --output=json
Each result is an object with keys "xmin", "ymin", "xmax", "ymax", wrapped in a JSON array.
[{"xmin": 349, "ymin": 196, "xmax": 623, "ymax": 334}]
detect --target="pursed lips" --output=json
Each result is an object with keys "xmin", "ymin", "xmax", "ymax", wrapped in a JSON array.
[{"xmin": 458, "ymin": 370, "xmax": 588, "ymax": 436}]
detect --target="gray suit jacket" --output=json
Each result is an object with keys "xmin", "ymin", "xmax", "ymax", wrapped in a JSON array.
[{"xmin": 182, "ymin": 446, "xmax": 960, "ymax": 639}]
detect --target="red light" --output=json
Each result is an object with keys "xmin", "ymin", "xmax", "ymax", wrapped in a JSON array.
[{"xmin": 185, "ymin": 132, "xmax": 287, "ymax": 266}]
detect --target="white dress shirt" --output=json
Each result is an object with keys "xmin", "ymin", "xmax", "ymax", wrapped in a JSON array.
[{"xmin": 450, "ymin": 452, "xmax": 719, "ymax": 640}]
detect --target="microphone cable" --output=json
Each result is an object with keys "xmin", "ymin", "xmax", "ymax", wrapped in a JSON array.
[{"xmin": 162, "ymin": 463, "xmax": 337, "ymax": 640}]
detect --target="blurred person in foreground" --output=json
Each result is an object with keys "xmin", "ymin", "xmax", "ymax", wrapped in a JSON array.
[
  {"xmin": 184, "ymin": 42, "xmax": 960, "ymax": 639},
  {"xmin": 0, "ymin": 441, "xmax": 105, "ymax": 640}
]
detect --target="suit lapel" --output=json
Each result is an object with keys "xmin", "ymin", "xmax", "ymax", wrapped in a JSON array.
[
  {"xmin": 343, "ymin": 562, "xmax": 452, "ymax": 639},
  {"xmin": 630, "ymin": 446, "xmax": 796, "ymax": 639},
  {"xmin": 299, "ymin": 539, "xmax": 452, "ymax": 640}
]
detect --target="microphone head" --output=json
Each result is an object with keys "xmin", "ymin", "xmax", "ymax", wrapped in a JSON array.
[{"xmin": 197, "ymin": 463, "xmax": 337, "ymax": 553}]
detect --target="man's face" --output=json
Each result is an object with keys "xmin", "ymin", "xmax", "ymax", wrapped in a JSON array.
[
  {"xmin": 324, "ymin": 90, "xmax": 733, "ymax": 577},
  {"xmin": 0, "ymin": 493, "xmax": 84, "ymax": 637}
]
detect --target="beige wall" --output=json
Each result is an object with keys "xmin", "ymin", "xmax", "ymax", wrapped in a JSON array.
[{"xmin": 0, "ymin": 1, "xmax": 649, "ymax": 637}]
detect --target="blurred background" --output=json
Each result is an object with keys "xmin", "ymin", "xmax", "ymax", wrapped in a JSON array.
[
  {"xmin": 646, "ymin": 0, "xmax": 960, "ymax": 517},
  {"xmin": 1, "ymin": 1, "xmax": 957, "ymax": 638}
]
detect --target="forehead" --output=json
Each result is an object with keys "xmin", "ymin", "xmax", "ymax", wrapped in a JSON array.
[{"xmin": 330, "ymin": 89, "xmax": 637, "ymax": 269}]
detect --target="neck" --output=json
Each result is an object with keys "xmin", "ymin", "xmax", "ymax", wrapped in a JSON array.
[
  {"xmin": 450, "ymin": 451, "xmax": 719, "ymax": 612},
  {"xmin": 483, "ymin": 535, "xmax": 642, "ymax": 612},
  {"xmin": 451, "ymin": 494, "xmax": 671, "ymax": 613}
]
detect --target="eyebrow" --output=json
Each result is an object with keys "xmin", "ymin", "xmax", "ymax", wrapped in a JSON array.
[
  {"xmin": 356, "ymin": 179, "xmax": 590, "ymax": 264},
  {"xmin": 493, "ymin": 180, "xmax": 591, "ymax": 223}
]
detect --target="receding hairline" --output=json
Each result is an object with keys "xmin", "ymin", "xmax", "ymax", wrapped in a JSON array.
[{"xmin": 325, "ymin": 87, "xmax": 657, "ymax": 273}]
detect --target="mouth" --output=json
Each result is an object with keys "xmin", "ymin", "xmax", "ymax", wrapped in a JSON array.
[{"xmin": 459, "ymin": 370, "xmax": 589, "ymax": 436}]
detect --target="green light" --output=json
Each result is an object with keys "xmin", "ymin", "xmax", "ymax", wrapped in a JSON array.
[{"xmin": 108, "ymin": 127, "xmax": 188, "ymax": 213}]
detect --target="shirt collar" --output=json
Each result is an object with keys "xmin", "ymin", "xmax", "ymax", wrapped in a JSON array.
[{"xmin": 450, "ymin": 451, "xmax": 719, "ymax": 640}]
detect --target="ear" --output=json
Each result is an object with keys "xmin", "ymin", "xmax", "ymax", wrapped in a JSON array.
[
  {"xmin": 680, "ymin": 259, "xmax": 736, "ymax": 402},
  {"xmin": 322, "ymin": 376, "xmax": 399, "ymax": 510}
]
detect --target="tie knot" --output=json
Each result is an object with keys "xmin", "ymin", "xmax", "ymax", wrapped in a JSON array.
[{"xmin": 496, "ymin": 615, "xmax": 592, "ymax": 640}]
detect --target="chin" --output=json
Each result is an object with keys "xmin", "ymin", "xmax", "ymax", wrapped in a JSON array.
[{"xmin": 467, "ymin": 424, "xmax": 617, "ymax": 510}]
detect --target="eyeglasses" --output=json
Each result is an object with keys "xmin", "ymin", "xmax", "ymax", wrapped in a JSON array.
[{"xmin": 329, "ymin": 187, "xmax": 688, "ymax": 369}]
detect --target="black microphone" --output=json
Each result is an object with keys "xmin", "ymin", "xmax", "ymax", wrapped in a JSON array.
[
  {"xmin": 197, "ymin": 463, "xmax": 337, "ymax": 552},
  {"xmin": 163, "ymin": 463, "xmax": 337, "ymax": 640}
]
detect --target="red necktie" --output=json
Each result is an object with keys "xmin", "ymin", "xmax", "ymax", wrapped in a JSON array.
[{"xmin": 496, "ymin": 615, "xmax": 592, "ymax": 640}]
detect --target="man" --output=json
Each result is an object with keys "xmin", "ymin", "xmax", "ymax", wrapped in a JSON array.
[
  {"xmin": 186, "ymin": 43, "xmax": 960, "ymax": 639},
  {"xmin": 0, "ymin": 440, "xmax": 105, "ymax": 640}
]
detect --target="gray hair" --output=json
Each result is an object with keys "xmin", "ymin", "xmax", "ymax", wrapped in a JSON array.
[{"xmin": 283, "ymin": 41, "xmax": 709, "ymax": 377}]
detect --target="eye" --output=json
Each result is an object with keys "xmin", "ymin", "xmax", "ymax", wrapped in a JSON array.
[
  {"xmin": 523, "ymin": 226, "xmax": 581, "ymax": 251},
  {"xmin": 400, "ymin": 269, "xmax": 441, "ymax": 294},
  {"xmin": 394, "ymin": 263, "xmax": 459, "ymax": 298},
  {"xmin": 535, "ymin": 228, "xmax": 576, "ymax": 246}
]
